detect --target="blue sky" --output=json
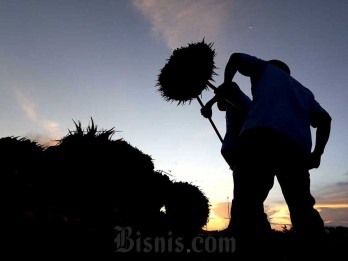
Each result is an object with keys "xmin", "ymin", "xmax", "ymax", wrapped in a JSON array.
[{"xmin": 1, "ymin": 0, "xmax": 347, "ymax": 230}]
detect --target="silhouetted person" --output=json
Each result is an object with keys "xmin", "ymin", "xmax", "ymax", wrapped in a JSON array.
[
  {"xmin": 201, "ymin": 82, "xmax": 251, "ymax": 169},
  {"xmin": 203, "ymin": 53, "xmax": 331, "ymax": 245}
]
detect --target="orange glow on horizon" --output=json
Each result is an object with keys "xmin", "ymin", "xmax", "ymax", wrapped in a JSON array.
[
  {"xmin": 203, "ymin": 202, "xmax": 348, "ymax": 232},
  {"xmin": 315, "ymin": 203, "xmax": 348, "ymax": 209},
  {"xmin": 204, "ymin": 203, "xmax": 229, "ymax": 231}
]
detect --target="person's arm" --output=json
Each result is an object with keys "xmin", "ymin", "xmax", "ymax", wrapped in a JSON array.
[
  {"xmin": 201, "ymin": 53, "xmax": 260, "ymax": 119},
  {"xmin": 308, "ymin": 111, "xmax": 332, "ymax": 169},
  {"xmin": 222, "ymin": 53, "xmax": 264, "ymax": 83},
  {"xmin": 201, "ymin": 82, "xmax": 247, "ymax": 118},
  {"xmin": 223, "ymin": 53, "xmax": 241, "ymax": 83},
  {"xmin": 215, "ymin": 53, "xmax": 263, "ymax": 99}
]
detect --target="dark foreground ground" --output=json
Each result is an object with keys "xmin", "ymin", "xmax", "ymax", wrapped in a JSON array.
[
  {"xmin": 118, "ymin": 227, "xmax": 348, "ymax": 261},
  {"xmin": 6, "ymin": 226, "xmax": 347, "ymax": 260}
]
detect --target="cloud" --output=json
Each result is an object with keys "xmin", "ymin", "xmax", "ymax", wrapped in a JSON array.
[
  {"xmin": 319, "ymin": 208, "xmax": 348, "ymax": 227},
  {"xmin": 133, "ymin": 0, "xmax": 229, "ymax": 50},
  {"xmin": 316, "ymin": 181, "xmax": 348, "ymax": 206},
  {"xmin": 313, "ymin": 180, "xmax": 348, "ymax": 227},
  {"xmin": 25, "ymin": 132, "xmax": 59, "ymax": 147},
  {"xmin": 25, "ymin": 120, "xmax": 63, "ymax": 147},
  {"xmin": 14, "ymin": 89, "xmax": 63, "ymax": 146},
  {"xmin": 15, "ymin": 89, "xmax": 38, "ymax": 122},
  {"xmin": 266, "ymin": 204, "xmax": 291, "ymax": 229},
  {"xmin": 43, "ymin": 120, "xmax": 62, "ymax": 138}
]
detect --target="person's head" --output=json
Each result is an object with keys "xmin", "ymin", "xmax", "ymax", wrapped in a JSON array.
[
  {"xmin": 217, "ymin": 81, "xmax": 240, "ymax": 111},
  {"xmin": 268, "ymin": 59, "xmax": 291, "ymax": 75}
]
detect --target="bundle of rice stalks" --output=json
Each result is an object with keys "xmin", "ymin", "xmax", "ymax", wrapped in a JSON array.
[
  {"xmin": 0, "ymin": 136, "xmax": 43, "ymax": 188},
  {"xmin": 165, "ymin": 181, "xmax": 210, "ymax": 235},
  {"xmin": 156, "ymin": 39, "xmax": 217, "ymax": 105}
]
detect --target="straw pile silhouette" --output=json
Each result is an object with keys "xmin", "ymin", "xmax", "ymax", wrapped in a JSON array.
[
  {"xmin": 156, "ymin": 39, "xmax": 224, "ymax": 142},
  {"xmin": 156, "ymin": 39, "xmax": 217, "ymax": 105}
]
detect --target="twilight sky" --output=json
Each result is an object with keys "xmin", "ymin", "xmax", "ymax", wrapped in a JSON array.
[{"xmin": 1, "ymin": 0, "xmax": 347, "ymax": 231}]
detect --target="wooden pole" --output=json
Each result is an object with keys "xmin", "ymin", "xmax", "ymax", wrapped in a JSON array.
[{"xmin": 196, "ymin": 96, "xmax": 223, "ymax": 143}]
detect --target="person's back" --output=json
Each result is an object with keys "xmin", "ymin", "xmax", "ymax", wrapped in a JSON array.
[
  {"xmin": 242, "ymin": 61, "xmax": 321, "ymax": 153},
  {"xmin": 219, "ymin": 86, "xmax": 251, "ymax": 169}
]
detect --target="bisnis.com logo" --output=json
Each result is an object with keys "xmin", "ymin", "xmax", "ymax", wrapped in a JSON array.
[{"xmin": 114, "ymin": 226, "xmax": 236, "ymax": 254}]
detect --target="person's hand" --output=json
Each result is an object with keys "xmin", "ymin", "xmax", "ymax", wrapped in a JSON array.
[
  {"xmin": 307, "ymin": 151, "xmax": 322, "ymax": 170},
  {"xmin": 201, "ymin": 105, "xmax": 212, "ymax": 118}
]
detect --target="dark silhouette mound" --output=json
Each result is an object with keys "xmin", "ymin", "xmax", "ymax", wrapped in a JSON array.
[
  {"xmin": 166, "ymin": 181, "xmax": 210, "ymax": 236},
  {"xmin": 1, "ymin": 137, "xmax": 44, "ymax": 234},
  {"xmin": 2, "ymin": 119, "xmax": 211, "ymax": 258}
]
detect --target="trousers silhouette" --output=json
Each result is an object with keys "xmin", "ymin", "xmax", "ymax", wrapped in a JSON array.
[{"xmin": 229, "ymin": 128, "xmax": 325, "ymax": 238}]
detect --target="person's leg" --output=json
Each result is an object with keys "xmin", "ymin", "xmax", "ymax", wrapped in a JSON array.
[
  {"xmin": 226, "ymin": 130, "xmax": 277, "ymax": 258},
  {"xmin": 277, "ymin": 160, "xmax": 327, "ymax": 258},
  {"xmin": 230, "ymin": 166, "xmax": 274, "ymax": 237},
  {"xmin": 228, "ymin": 130, "xmax": 275, "ymax": 238},
  {"xmin": 277, "ymin": 169, "xmax": 325, "ymax": 236},
  {"xmin": 276, "ymin": 139, "xmax": 325, "ymax": 237}
]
